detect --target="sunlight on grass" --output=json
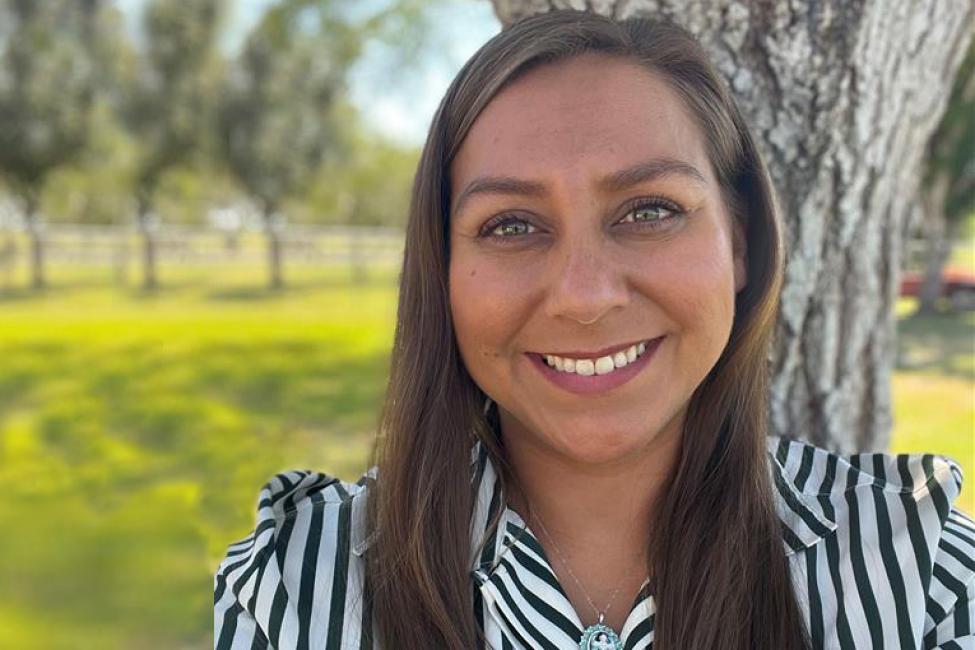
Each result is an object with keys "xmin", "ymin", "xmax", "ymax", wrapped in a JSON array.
[
  {"xmin": 892, "ymin": 297, "xmax": 974, "ymax": 516},
  {"xmin": 0, "ymin": 266, "xmax": 397, "ymax": 648}
]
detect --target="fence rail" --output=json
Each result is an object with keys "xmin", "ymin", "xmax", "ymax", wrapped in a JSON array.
[
  {"xmin": 0, "ymin": 224, "xmax": 407, "ymax": 289},
  {"xmin": 0, "ymin": 224, "xmax": 404, "ymax": 266}
]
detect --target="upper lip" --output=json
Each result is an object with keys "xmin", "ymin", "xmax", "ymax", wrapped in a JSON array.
[{"xmin": 532, "ymin": 336, "xmax": 662, "ymax": 359}]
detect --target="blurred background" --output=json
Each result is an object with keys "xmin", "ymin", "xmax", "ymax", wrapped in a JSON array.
[{"xmin": 0, "ymin": 1, "xmax": 970, "ymax": 647}]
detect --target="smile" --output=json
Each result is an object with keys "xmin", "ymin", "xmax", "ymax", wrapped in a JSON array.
[
  {"xmin": 543, "ymin": 340, "xmax": 650, "ymax": 376},
  {"xmin": 526, "ymin": 336, "xmax": 665, "ymax": 395}
]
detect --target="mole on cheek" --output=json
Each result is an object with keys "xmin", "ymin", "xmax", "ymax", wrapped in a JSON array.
[{"xmin": 469, "ymin": 269, "xmax": 476, "ymax": 277}]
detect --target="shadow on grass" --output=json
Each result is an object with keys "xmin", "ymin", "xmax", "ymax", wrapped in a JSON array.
[
  {"xmin": 896, "ymin": 308, "xmax": 975, "ymax": 380},
  {"xmin": 0, "ymin": 335, "xmax": 392, "ymax": 648},
  {"xmin": 204, "ymin": 274, "xmax": 398, "ymax": 302},
  {"xmin": 0, "ymin": 285, "xmax": 79, "ymax": 302},
  {"xmin": 205, "ymin": 286, "xmax": 294, "ymax": 301}
]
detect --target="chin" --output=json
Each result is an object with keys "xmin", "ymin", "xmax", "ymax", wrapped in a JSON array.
[{"xmin": 553, "ymin": 422, "xmax": 652, "ymax": 464}]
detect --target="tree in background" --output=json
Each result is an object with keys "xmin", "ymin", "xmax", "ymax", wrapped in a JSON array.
[
  {"xmin": 118, "ymin": 0, "xmax": 222, "ymax": 290},
  {"xmin": 0, "ymin": 0, "xmax": 100, "ymax": 289},
  {"xmin": 490, "ymin": 1, "xmax": 973, "ymax": 452},
  {"xmin": 917, "ymin": 42, "xmax": 975, "ymax": 314},
  {"xmin": 38, "ymin": 4, "xmax": 137, "ymax": 229},
  {"xmin": 218, "ymin": 1, "xmax": 358, "ymax": 290},
  {"xmin": 219, "ymin": 0, "xmax": 439, "ymax": 290},
  {"xmin": 300, "ymin": 108, "xmax": 420, "ymax": 228}
]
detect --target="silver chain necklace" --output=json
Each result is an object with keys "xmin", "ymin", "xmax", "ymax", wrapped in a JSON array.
[{"xmin": 530, "ymin": 509, "xmax": 629, "ymax": 650}]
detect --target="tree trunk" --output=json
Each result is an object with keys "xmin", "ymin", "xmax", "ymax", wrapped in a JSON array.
[
  {"xmin": 264, "ymin": 210, "xmax": 284, "ymax": 291},
  {"xmin": 350, "ymin": 226, "xmax": 368, "ymax": 285},
  {"xmin": 491, "ymin": 0, "xmax": 974, "ymax": 452},
  {"xmin": 137, "ymin": 196, "xmax": 158, "ymax": 291},
  {"xmin": 916, "ymin": 172, "xmax": 953, "ymax": 315},
  {"xmin": 24, "ymin": 195, "xmax": 45, "ymax": 290},
  {"xmin": 0, "ymin": 231, "xmax": 15, "ymax": 291}
]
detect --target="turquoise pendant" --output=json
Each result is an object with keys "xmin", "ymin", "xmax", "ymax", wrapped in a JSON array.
[{"xmin": 579, "ymin": 623, "xmax": 622, "ymax": 650}]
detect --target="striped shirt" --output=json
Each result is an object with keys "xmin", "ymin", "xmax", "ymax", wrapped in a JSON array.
[{"xmin": 214, "ymin": 435, "xmax": 975, "ymax": 649}]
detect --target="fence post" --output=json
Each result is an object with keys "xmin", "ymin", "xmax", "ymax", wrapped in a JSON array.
[
  {"xmin": 350, "ymin": 226, "xmax": 367, "ymax": 285},
  {"xmin": 113, "ymin": 225, "xmax": 129, "ymax": 286}
]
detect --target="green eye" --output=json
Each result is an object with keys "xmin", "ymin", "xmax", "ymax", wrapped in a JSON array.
[
  {"xmin": 497, "ymin": 220, "xmax": 532, "ymax": 236},
  {"xmin": 636, "ymin": 206, "xmax": 666, "ymax": 220},
  {"xmin": 622, "ymin": 204, "xmax": 672, "ymax": 223},
  {"xmin": 619, "ymin": 198, "xmax": 683, "ymax": 228},
  {"xmin": 482, "ymin": 216, "xmax": 537, "ymax": 239}
]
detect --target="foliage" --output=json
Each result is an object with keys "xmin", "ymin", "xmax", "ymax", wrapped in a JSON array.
[
  {"xmin": 295, "ymin": 106, "xmax": 421, "ymax": 226},
  {"xmin": 118, "ymin": 0, "xmax": 223, "ymax": 211},
  {"xmin": 38, "ymin": 103, "xmax": 139, "ymax": 225},
  {"xmin": 217, "ymin": 2, "xmax": 358, "ymax": 216},
  {"xmin": 0, "ymin": 0, "xmax": 100, "ymax": 209},
  {"xmin": 0, "ymin": 0, "xmax": 440, "ymax": 232},
  {"xmin": 924, "ymin": 40, "xmax": 975, "ymax": 223}
]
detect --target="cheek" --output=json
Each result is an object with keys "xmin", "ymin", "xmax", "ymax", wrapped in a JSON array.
[
  {"xmin": 640, "ymin": 228, "xmax": 737, "ymax": 344},
  {"xmin": 448, "ymin": 256, "xmax": 526, "ymax": 380}
]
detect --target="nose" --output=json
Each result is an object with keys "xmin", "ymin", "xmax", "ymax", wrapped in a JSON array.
[{"xmin": 543, "ymin": 237, "xmax": 630, "ymax": 326}]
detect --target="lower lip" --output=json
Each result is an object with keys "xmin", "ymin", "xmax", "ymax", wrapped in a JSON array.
[{"xmin": 526, "ymin": 336, "xmax": 665, "ymax": 395}]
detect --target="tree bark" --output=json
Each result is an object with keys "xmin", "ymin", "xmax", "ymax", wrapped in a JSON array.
[
  {"xmin": 264, "ymin": 209, "xmax": 284, "ymax": 291},
  {"xmin": 490, "ymin": 0, "xmax": 974, "ymax": 452},
  {"xmin": 24, "ymin": 194, "xmax": 45, "ymax": 290},
  {"xmin": 137, "ymin": 196, "xmax": 158, "ymax": 291}
]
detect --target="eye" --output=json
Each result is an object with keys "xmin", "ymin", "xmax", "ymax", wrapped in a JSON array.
[
  {"xmin": 617, "ymin": 197, "xmax": 684, "ymax": 228},
  {"xmin": 479, "ymin": 215, "xmax": 539, "ymax": 240},
  {"xmin": 476, "ymin": 196, "xmax": 684, "ymax": 242}
]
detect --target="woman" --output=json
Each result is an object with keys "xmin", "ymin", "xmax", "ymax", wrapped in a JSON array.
[{"xmin": 214, "ymin": 10, "xmax": 973, "ymax": 650}]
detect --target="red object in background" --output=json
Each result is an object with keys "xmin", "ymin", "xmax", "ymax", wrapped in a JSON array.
[{"xmin": 900, "ymin": 265, "xmax": 975, "ymax": 309}]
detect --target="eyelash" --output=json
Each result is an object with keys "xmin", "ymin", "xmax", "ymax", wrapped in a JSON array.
[{"xmin": 477, "ymin": 196, "xmax": 685, "ymax": 241}]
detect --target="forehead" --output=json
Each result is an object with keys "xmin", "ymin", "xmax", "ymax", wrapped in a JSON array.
[{"xmin": 451, "ymin": 53, "xmax": 713, "ymax": 193}]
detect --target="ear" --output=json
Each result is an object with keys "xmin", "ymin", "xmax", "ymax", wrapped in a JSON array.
[{"xmin": 731, "ymin": 217, "xmax": 747, "ymax": 293}]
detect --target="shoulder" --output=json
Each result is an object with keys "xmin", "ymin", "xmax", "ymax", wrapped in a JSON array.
[
  {"xmin": 213, "ymin": 468, "xmax": 377, "ymax": 648},
  {"xmin": 767, "ymin": 434, "xmax": 964, "ymax": 501},
  {"xmin": 768, "ymin": 435, "xmax": 974, "ymax": 644}
]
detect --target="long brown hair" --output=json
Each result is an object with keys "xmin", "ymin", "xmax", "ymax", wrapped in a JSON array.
[{"xmin": 365, "ymin": 10, "xmax": 809, "ymax": 649}]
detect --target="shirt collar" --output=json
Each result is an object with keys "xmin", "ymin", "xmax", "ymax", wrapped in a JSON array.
[
  {"xmin": 351, "ymin": 435, "xmax": 839, "ymax": 562},
  {"xmin": 466, "ymin": 434, "xmax": 839, "ymax": 575}
]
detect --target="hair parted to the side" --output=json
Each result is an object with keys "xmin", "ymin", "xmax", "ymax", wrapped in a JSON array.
[{"xmin": 365, "ymin": 10, "xmax": 810, "ymax": 650}]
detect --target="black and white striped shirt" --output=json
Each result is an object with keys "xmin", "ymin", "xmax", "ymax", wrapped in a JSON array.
[{"xmin": 214, "ymin": 435, "xmax": 975, "ymax": 649}]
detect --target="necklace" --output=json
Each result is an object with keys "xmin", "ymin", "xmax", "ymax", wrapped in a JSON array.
[{"xmin": 531, "ymin": 511, "xmax": 627, "ymax": 650}]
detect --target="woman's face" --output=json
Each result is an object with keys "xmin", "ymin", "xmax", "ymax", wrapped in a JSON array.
[{"xmin": 448, "ymin": 54, "xmax": 746, "ymax": 465}]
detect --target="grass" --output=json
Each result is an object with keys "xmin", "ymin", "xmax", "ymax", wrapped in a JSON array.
[
  {"xmin": 0, "ymin": 265, "xmax": 970, "ymax": 648},
  {"xmin": 892, "ymin": 298, "xmax": 974, "ymax": 515},
  {"xmin": 0, "ymin": 265, "xmax": 397, "ymax": 649}
]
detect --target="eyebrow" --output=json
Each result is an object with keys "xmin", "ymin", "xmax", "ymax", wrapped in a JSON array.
[{"xmin": 451, "ymin": 157, "xmax": 708, "ymax": 217}]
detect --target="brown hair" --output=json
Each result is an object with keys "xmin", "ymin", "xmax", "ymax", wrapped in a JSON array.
[{"xmin": 365, "ymin": 10, "xmax": 810, "ymax": 649}]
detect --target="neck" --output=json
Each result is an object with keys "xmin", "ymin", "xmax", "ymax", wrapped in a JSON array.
[{"xmin": 498, "ymin": 408, "xmax": 684, "ymax": 567}]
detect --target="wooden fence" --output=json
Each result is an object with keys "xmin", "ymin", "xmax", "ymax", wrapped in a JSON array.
[{"xmin": 0, "ymin": 223, "xmax": 405, "ymax": 286}]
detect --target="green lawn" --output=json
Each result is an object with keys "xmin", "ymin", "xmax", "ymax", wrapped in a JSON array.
[
  {"xmin": 892, "ymin": 298, "xmax": 974, "ymax": 515},
  {"xmin": 0, "ymin": 266, "xmax": 396, "ymax": 649},
  {"xmin": 0, "ymin": 266, "xmax": 971, "ymax": 648}
]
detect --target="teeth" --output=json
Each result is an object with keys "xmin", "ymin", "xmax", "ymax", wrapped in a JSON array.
[
  {"xmin": 594, "ymin": 356, "xmax": 615, "ymax": 375},
  {"xmin": 542, "ymin": 339, "xmax": 656, "ymax": 376}
]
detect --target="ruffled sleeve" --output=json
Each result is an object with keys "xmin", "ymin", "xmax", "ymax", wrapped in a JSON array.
[
  {"xmin": 921, "ymin": 459, "xmax": 974, "ymax": 648},
  {"xmin": 213, "ymin": 469, "xmax": 374, "ymax": 649}
]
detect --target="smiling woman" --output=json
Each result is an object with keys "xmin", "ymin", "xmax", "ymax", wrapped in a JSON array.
[{"xmin": 214, "ymin": 10, "xmax": 973, "ymax": 650}]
